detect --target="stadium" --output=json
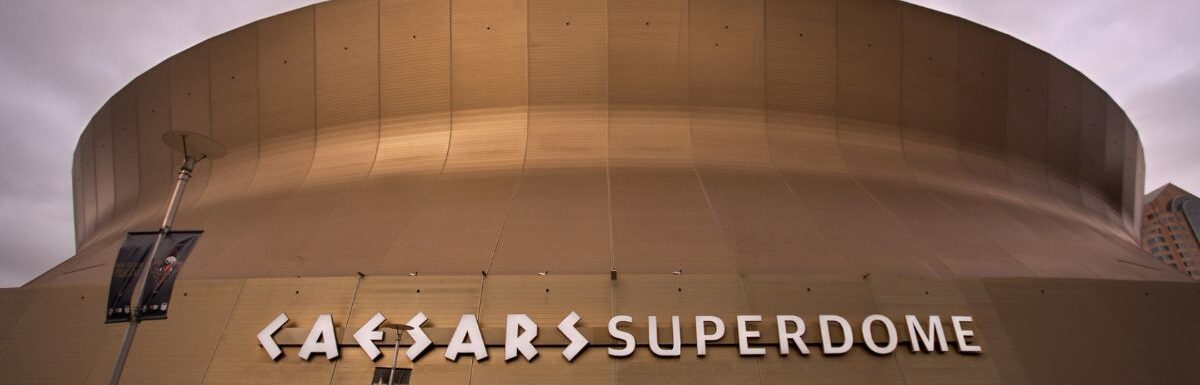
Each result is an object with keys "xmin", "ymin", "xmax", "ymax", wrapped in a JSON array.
[{"xmin": 2, "ymin": 0, "xmax": 1198, "ymax": 384}]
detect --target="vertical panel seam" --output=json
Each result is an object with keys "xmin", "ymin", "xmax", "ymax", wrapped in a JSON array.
[
  {"xmin": 198, "ymin": 279, "xmax": 248, "ymax": 385},
  {"xmin": 685, "ymin": 0, "xmax": 742, "ymax": 275}
]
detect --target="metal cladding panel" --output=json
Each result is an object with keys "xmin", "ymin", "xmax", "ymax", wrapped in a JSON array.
[
  {"xmin": 888, "ymin": 6, "xmax": 1034, "ymax": 279},
  {"xmin": 1004, "ymin": 42, "xmax": 1048, "ymax": 165},
  {"xmin": 1133, "ymin": 134, "xmax": 1146, "ymax": 235},
  {"xmin": 57, "ymin": 0, "xmax": 1167, "ymax": 283},
  {"xmin": 203, "ymin": 277, "xmax": 357, "ymax": 384},
  {"xmin": 93, "ymin": 104, "xmax": 116, "ymax": 228},
  {"xmin": 479, "ymin": 274, "xmax": 612, "ymax": 325},
  {"xmin": 175, "ymin": 25, "xmax": 263, "ymax": 280},
  {"xmin": 1101, "ymin": 99, "xmax": 1126, "ymax": 208},
  {"xmin": 761, "ymin": 0, "xmax": 854, "ymax": 274},
  {"xmin": 309, "ymin": 0, "xmax": 379, "ymax": 187},
  {"xmin": 132, "ymin": 66, "xmax": 174, "ymax": 231},
  {"xmin": 694, "ymin": 0, "xmax": 838, "ymax": 274},
  {"xmin": 0, "ymin": 288, "xmax": 33, "ymax": 342},
  {"xmin": 168, "ymin": 44, "xmax": 213, "ymax": 136},
  {"xmin": 248, "ymin": 6, "xmax": 316, "ymax": 194},
  {"xmin": 1096, "ymin": 281, "xmax": 1200, "ymax": 385},
  {"xmin": 745, "ymin": 274, "xmax": 879, "ymax": 339},
  {"xmin": 372, "ymin": 0, "xmax": 451, "ymax": 176},
  {"xmin": 523, "ymin": 0, "xmax": 608, "ymax": 170},
  {"xmin": 167, "ymin": 43, "xmax": 214, "ymax": 216},
  {"xmin": 374, "ymin": 173, "xmax": 519, "ymax": 275},
  {"xmin": 73, "ymin": 147, "xmax": 84, "ymax": 245},
  {"xmin": 956, "ymin": 21, "xmax": 1013, "ymax": 203},
  {"xmin": 489, "ymin": 170, "xmax": 612, "ymax": 274},
  {"xmin": 956, "ymin": 20, "xmax": 1009, "ymax": 159},
  {"xmin": 697, "ymin": 169, "xmax": 850, "ymax": 274},
  {"xmin": 1078, "ymin": 83, "xmax": 1108, "ymax": 202},
  {"xmin": 859, "ymin": 179, "xmax": 1034, "ymax": 278},
  {"xmin": 0, "ymin": 285, "xmax": 113, "ymax": 383},
  {"xmin": 958, "ymin": 281, "xmax": 1030, "ymax": 385},
  {"xmin": 120, "ymin": 279, "xmax": 244, "ymax": 384},
  {"xmin": 615, "ymin": 274, "xmax": 748, "ymax": 320},
  {"xmin": 80, "ymin": 127, "xmax": 97, "ymax": 242},
  {"xmin": 195, "ymin": 7, "xmax": 321, "ymax": 278},
  {"xmin": 820, "ymin": 0, "xmax": 949, "ymax": 279},
  {"xmin": 609, "ymin": 167, "xmax": 734, "ymax": 274},
  {"xmin": 607, "ymin": 0, "xmax": 732, "ymax": 274},
  {"xmin": 108, "ymin": 87, "xmax": 142, "ymax": 233},
  {"xmin": 473, "ymin": 347, "xmax": 612, "ymax": 385},
  {"xmin": 373, "ymin": 0, "xmax": 528, "ymax": 276},
  {"xmin": 206, "ymin": 0, "xmax": 384, "ymax": 279},
  {"xmin": 615, "ymin": 347, "xmax": 759, "ymax": 385},
  {"xmin": 1078, "ymin": 84, "xmax": 1123, "ymax": 240},
  {"xmin": 201, "ymin": 24, "xmax": 260, "ymax": 206},
  {"xmin": 490, "ymin": 0, "xmax": 611, "ymax": 275},
  {"xmin": 1123, "ymin": 121, "xmax": 1141, "ymax": 235},
  {"xmin": 689, "ymin": 0, "xmax": 770, "ymax": 169},
  {"xmin": 606, "ymin": 0, "xmax": 692, "ymax": 167},
  {"xmin": 1003, "ymin": 42, "xmax": 1051, "ymax": 199},
  {"xmin": 1045, "ymin": 61, "xmax": 1084, "ymax": 207},
  {"xmin": 985, "ymin": 279, "xmax": 1151, "ymax": 385},
  {"xmin": 899, "ymin": 4, "xmax": 959, "ymax": 189},
  {"xmin": 836, "ymin": 0, "xmax": 905, "ymax": 181},
  {"xmin": 443, "ymin": 0, "xmax": 528, "ymax": 173},
  {"xmin": 292, "ymin": 0, "xmax": 448, "ymax": 276},
  {"xmin": 765, "ymin": 0, "xmax": 842, "ymax": 175}
]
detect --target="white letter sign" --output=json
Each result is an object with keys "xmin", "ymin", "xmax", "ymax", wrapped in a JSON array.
[
  {"xmin": 298, "ymin": 314, "xmax": 339, "ymax": 360},
  {"xmin": 445, "ymin": 314, "xmax": 488, "ymax": 361}
]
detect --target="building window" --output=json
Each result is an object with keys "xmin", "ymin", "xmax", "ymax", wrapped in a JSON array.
[
  {"xmin": 371, "ymin": 368, "xmax": 412, "ymax": 385},
  {"xmin": 1148, "ymin": 213, "xmax": 1157, "ymax": 220}
]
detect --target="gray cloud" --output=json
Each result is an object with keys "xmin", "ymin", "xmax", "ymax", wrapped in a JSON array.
[
  {"xmin": 1, "ymin": 0, "xmax": 1196, "ymax": 287},
  {"xmin": 0, "ymin": 0, "xmax": 319, "ymax": 287}
]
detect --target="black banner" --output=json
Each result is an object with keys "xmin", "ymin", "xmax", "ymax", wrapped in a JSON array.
[
  {"xmin": 105, "ymin": 232, "xmax": 158, "ymax": 324},
  {"xmin": 137, "ymin": 231, "xmax": 202, "ymax": 321}
]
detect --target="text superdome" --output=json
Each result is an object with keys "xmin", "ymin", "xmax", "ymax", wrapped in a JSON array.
[{"xmin": 258, "ymin": 312, "xmax": 983, "ymax": 362}]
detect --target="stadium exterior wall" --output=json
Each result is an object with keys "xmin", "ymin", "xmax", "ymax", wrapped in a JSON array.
[{"xmin": 2, "ymin": 0, "xmax": 1199, "ymax": 384}]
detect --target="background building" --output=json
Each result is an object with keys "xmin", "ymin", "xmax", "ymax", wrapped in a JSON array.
[
  {"xmin": 1, "ymin": 0, "xmax": 1199, "ymax": 384},
  {"xmin": 1142, "ymin": 183, "xmax": 1200, "ymax": 279}
]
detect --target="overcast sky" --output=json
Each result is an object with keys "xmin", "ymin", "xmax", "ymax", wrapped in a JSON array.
[{"xmin": 1, "ymin": 0, "xmax": 1197, "ymax": 287}]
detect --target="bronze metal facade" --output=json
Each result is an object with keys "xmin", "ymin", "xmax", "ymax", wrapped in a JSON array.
[{"xmin": 2, "ymin": 0, "xmax": 1198, "ymax": 384}]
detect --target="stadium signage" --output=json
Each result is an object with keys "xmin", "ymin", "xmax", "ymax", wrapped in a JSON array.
[{"xmin": 258, "ymin": 312, "xmax": 982, "ymax": 362}]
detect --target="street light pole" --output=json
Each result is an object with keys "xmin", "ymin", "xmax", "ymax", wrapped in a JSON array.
[
  {"xmin": 383, "ymin": 323, "xmax": 413, "ymax": 385},
  {"xmin": 106, "ymin": 131, "xmax": 224, "ymax": 385}
]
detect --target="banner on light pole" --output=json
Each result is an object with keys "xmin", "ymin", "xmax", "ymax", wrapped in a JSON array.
[
  {"xmin": 105, "ymin": 232, "xmax": 158, "ymax": 324},
  {"xmin": 137, "ymin": 231, "xmax": 202, "ymax": 321}
]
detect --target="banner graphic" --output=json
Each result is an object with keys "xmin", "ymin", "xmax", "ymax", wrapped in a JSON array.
[
  {"xmin": 105, "ymin": 232, "xmax": 158, "ymax": 323},
  {"xmin": 137, "ymin": 230, "xmax": 202, "ymax": 321}
]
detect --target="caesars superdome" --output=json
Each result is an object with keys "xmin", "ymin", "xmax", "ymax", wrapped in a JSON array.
[{"xmin": 3, "ymin": 0, "xmax": 1200, "ymax": 384}]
